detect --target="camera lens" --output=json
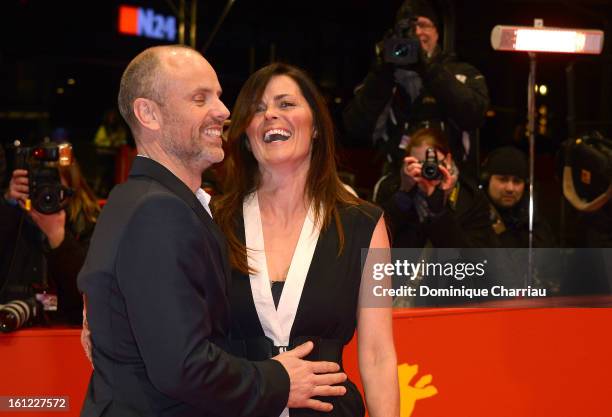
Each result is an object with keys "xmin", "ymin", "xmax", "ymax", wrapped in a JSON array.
[
  {"xmin": 393, "ymin": 44, "xmax": 410, "ymax": 58},
  {"xmin": 0, "ymin": 299, "xmax": 36, "ymax": 332},
  {"xmin": 422, "ymin": 164, "xmax": 440, "ymax": 180},
  {"xmin": 33, "ymin": 185, "xmax": 62, "ymax": 214}
]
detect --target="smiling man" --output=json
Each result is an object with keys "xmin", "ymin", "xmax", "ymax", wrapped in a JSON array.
[
  {"xmin": 482, "ymin": 146, "xmax": 556, "ymax": 247},
  {"xmin": 77, "ymin": 45, "xmax": 347, "ymax": 417}
]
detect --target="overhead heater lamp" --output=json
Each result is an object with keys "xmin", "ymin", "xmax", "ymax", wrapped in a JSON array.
[
  {"xmin": 490, "ymin": 23, "xmax": 604, "ymax": 286},
  {"xmin": 491, "ymin": 25, "xmax": 604, "ymax": 54}
]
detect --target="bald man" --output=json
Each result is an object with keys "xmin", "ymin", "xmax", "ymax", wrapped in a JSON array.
[{"xmin": 78, "ymin": 46, "xmax": 346, "ymax": 417}]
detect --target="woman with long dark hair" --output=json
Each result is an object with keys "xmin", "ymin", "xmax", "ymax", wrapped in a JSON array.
[{"xmin": 214, "ymin": 63, "xmax": 399, "ymax": 417}]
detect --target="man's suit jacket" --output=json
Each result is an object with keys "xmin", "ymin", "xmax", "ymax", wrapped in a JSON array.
[{"xmin": 78, "ymin": 157, "xmax": 289, "ymax": 417}]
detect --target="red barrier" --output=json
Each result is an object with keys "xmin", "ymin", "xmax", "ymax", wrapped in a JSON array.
[
  {"xmin": 0, "ymin": 327, "xmax": 90, "ymax": 416},
  {"xmin": 1, "ymin": 306, "xmax": 611, "ymax": 416},
  {"xmin": 344, "ymin": 305, "xmax": 612, "ymax": 417}
]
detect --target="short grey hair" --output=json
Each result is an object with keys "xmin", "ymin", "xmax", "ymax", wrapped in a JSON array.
[{"xmin": 117, "ymin": 45, "xmax": 195, "ymax": 131}]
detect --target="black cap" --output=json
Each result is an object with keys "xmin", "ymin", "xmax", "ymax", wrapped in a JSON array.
[
  {"xmin": 483, "ymin": 146, "xmax": 528, "ymax": 181},
  {"xmin": 397, "ymin": 0, "xmax": 440, "ymax": 29}
]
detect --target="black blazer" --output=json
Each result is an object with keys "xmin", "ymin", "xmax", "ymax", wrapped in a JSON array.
[{"xmin": 78, "ymin": 157, "xmax": 289, "ymax": 417}]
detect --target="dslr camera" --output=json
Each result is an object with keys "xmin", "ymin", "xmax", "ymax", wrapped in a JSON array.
[
  {"xmin": 14, "ymin": 141, "xmax": 74, "ymax": 214},
  {"xmin": 383, "ymin": 10, "xmax": 421, "ymax": 65},
  {"xmin": 421, "ymin": 147, "xmax": 442, "ymax": 180}
]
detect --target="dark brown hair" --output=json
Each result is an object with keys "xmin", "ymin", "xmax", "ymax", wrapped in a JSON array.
[{"xmin": 213, "ymin": 63, "xmax": 362, "ymax": 274}]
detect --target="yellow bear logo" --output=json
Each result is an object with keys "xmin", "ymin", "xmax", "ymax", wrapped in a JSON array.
[{"xmin": 398, "ymin": 363, "xmax": 438, "ymax": 417}]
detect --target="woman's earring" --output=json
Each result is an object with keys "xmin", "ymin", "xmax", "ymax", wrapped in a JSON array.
[
  {"xmin": 312, "ymin": 129, "xmax": 318, "ymax": 139},
  {"xmin": 244, "ymin": 136, "xmax": 252, "ymax": 152}
]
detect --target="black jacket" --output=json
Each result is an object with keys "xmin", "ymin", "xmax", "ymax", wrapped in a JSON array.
[
  {"xmin": 489, "ymin": 197, "xmax": 557, "ymax": 248},
  {"xmin": 343, "ymin": 49, "xmax": 489, "ymax": 175},
  {"xmin": 381, "ymin": 175, "xmax": 498, "ymax": 248},
  {"xmin": 77, "ymin": 157, "xmax": 289, "ymax": 417}
]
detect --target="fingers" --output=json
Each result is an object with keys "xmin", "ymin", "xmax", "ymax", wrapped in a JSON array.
[
  {"xmin": 10, "ymin": 190, "xmax": 29, "ymax": 201},
  {"xmin": 309, "ymin": 360, "xmax": 341, "ymax": 374},
  {"xmin": 302, "ymin": 399, "xmax": 333, "ymax": 413},
  {"xmin": 403, "ymin": 157, "xmax": 420, "ymax": 170},
  {"xmin": 81, "ymin": 327, "xmax": 93, "ymax": 365},
  {"xmin": 282, "ymin": 341, "xmax": 314, "ymax": 359},
  {"xmin": 438, "ymin": 164, "xmax": 450, "ymax": 178},
  {"xmin": 311, "ymin": 383, "xmax": 346, "ymax": 398},
  {"xmin": 403, "ymin": 160, "xmax": 422, "ymax": 179},
  {"xmin": 437, "ymin": 165, "xmax": 454, "ymax": 189},
  {"xmin": 312, "ymin": 371, "xmax": 346, "ymax": 386},
  {"xmin": 11, "ymin": 172, "xmax": 28, "ymax": 186},
  {"xmin": 8, "ymin": 170, "xmax": 29, "ymax": 201}
]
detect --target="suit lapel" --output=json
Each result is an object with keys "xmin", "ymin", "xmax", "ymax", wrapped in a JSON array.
[
  {"xmin": 129, "ymin": 157, "xmax": 231, "ymax": 293},
  {"xmin": 130, "ymin": 157, "xmax": 210, "ymax": 222}
]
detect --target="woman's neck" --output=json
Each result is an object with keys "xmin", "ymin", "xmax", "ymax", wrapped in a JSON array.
[{"xmin": 257, "ymin": 161, "xmax": 310, "ymax": 219}]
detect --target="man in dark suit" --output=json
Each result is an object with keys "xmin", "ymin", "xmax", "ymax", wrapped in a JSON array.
[{"xmin": 78, "ymin": 45, "xmax": 346, "ymax": 417}]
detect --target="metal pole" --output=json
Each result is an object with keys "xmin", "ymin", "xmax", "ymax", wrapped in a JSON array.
[
  {"xmin": 527, "ymin": 51, "xmax": 537, "ymax": 287},
  {"xmin": 202, "ymin": 0, "xmax": 236, "ymax": 54},
  {"xmin": 189, "ymin": 0, "xmax": 197, "ymax": 48},
  {"xmin": 562, "ymin": 62, "xmax": 577, "ymax": 247}
]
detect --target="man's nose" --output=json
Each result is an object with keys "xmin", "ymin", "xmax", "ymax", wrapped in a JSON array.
[
  {"xmin": 504, "ymin": 182, "xmax": 516, "ymax": 193},
  {"xmin": 213, "ymin": 99, "xmax": 230, "ymax": 121}
]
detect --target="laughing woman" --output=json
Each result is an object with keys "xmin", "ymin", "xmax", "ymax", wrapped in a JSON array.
[{"xmin": 213, "ymin": 63, "xmax": 399, "ymax": 417}]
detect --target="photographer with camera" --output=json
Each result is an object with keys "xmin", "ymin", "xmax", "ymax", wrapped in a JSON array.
[
  {"xmin": 0, "ymin": 141, "xmax": 99, "ymax": 327},
  {"xmin": 343, "ymin": 0, "xmax": 489, "ymax": 202},
  {"xmin": 382, "ymin": 128, "xmax": 497, "ymax": 248}
]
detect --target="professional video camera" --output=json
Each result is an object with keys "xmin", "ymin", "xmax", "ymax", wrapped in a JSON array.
[
  {"xmin": 421, "ymin": 147, "xmax": 442, "ymax": 180},
  {"xmin": 383, "ymin": 9, "xmax": 421, "ymax": 65},
  {"xmin": 14, "ymin": 141, "xmax": 74, "ymax": 214}
]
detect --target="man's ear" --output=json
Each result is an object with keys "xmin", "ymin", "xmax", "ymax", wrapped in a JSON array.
[{"xmin": 133, "ymin": 98, "xmax": 162, "ymax": 131}]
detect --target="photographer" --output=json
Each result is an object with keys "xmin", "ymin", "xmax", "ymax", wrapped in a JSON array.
[
  {"xmin": 382, "ymin": 128, "xmax": 497, "ymax": 248},
  {"xmin": 0, "ymin": 143, "xmax": 99, "ymax": 325},
  {"xmin": 482, "ymin": 146, "xmax": 556, "ymax": 248},
  {"xmin": 343, "ymin": 0, "xmax": 489, "ymax": 196}
]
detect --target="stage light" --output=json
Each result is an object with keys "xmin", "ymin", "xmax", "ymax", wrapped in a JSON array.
[
  {"xmin": 491, "ymin": 25, "xmax": 604, "ymax": 54},
  {"xmin": 539, "ymin": 85, "xmax": 548, "ymax": 96}
]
